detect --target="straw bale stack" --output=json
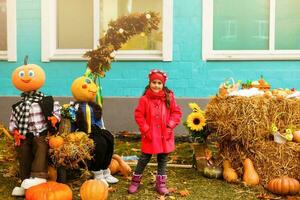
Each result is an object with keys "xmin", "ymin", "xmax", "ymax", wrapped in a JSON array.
[{"xmin": 206, "ymin": 96, "xmax": 300, "ymax": 184}]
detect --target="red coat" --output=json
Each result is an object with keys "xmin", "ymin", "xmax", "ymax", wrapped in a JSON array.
[{"xmin": 134, "ymin": 90, "xmax": 182, "ymax": 154}]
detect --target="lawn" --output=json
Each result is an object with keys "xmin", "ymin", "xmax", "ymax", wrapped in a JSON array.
[{"xmin": 0, "ymin": 133, "xmax": 299, "ymax": 200}]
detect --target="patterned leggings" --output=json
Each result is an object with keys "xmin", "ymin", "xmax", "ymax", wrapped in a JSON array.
[{"xmin": 134, "ymin": 153, "xmax": 168, "ymax": 175}]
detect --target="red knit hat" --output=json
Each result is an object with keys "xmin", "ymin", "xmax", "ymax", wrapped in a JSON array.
[{"xmin": 148, "ymin": 69, "xmax": 168, "ymax": 84}]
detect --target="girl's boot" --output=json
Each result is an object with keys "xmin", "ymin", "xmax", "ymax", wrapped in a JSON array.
[
  {"xmin": 128, "ymin": 174, "xmax": 142, "ymax": 194},
  {"xmin": 155, "ymin": 175, "xmax": 169, "ymax": 195}
]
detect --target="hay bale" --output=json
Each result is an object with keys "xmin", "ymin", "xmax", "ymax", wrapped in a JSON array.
[
  {"xmin": 206, "ymin": 96, "xmax": 300, "ymax": 185},
  {"xmin": 206, "ymin": 96, "xmax": 300, "ymax": 146},
  {"xmin": 218, "ymin": 140, "xmax": 300, "ymax": 185}
]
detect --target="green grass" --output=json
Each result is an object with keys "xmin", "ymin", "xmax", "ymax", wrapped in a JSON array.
[{"xmin": 0, "ymin": 135, "xmax": 298, "ymax": 200}]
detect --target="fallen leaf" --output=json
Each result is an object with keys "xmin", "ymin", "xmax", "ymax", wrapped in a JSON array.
[
  {"xmin": 179, "ymin": 189, "xmax": 190, "ymax": 197},
  {"xmin": 168, "ymin": 187, "xmax": 177, "ymax": 193},
  {"xmin": 169, "ymin": 196, "xmax": 176, "ymax": 199},
  {"xmin": 108, "ymin": 187, "xmax": 117, "ymax": 193}
]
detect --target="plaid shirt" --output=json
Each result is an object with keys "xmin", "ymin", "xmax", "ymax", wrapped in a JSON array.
[{"xmin": 9, "ymin": 101, "xmax": 61, "ymax": 136}]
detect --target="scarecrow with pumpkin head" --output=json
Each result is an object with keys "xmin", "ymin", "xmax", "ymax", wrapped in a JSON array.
[
  {"xmin": 9, "ymin": 56, "xmax": 61, "ymax": 196},
  {"xmin": 70, "ymin": 73, "xmax": 118, "ymax": 185}
]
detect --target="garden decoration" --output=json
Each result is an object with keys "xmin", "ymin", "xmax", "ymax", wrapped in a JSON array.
[
  {"xmin": 271, "ymin": 123, "xmax": 294, "ymax": 144},
  {"xmin": 25, "ymin": 181, "xmax": 72, "ymax": 200},
  {"xmin": 218, "ymin": 77, "xmax": 240, "ymax": 96},
  {"xmin": 222, "ymin": 160, "xmax": 238, "ymax": 183},
  {"xmin": 48, "ymin": 131, "xmax": 94, "ymax": 169},
  {"xmin": 184, "ymin": 103, "xmax": 213, "ymax": 172},
  {"xmin": 108, "ymin": 154, "xmax": 132, "ymax": 177},
  {"xmin": 242, "ymin": 158, "xmax": 259, "ymax": 186},
  {"xmin": 206, "ymin": 94, "xmax": 300, "ymax": 186},
  {"xmin": 84, "ymin": 12, "xmax": 160, "ymax": 107},
  {"xmin": 267, "ymin": 176, "xmax": 300, "ymax": 195}
]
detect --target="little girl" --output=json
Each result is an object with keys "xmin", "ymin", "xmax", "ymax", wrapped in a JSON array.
[{"xmin": 128, "ymin": 69, "xmax": 182, "ymax": 195}]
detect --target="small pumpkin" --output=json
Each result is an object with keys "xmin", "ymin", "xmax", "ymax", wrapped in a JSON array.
[
  {"xmin": 109, "ymin": 158, "xmax": 120, "ymax": 175},
  {"xmin": 293, "ymin": 130, "xmax": 300, "ymax": 143},
  {"xmin": 48, "ymin": 165, "xmax": 57, "ymax": 181},
  {"xmin": 223, "ymin": 160, "xmax": 238, "ymax": 183},
  {"xmin": 243, "ymin": 158, "xmax": 259, "ymax": 186},
  {"xmin": 80, "ymin": 179, "xmax": 108, "ymax": 200},
  {"xmin": 267, "ymin": 176, "xmax": 300, "ymax": 195},
  {"xmin": 12, "ymin": 56, "xmax": 46, "ymax": 92},
  {"xmin": 203, "ymin": 166, "xmax": 223, "ymax": 179},
  {"xmin": 71, "ymin": 76, "xmax": 98, "ymax": 102},
  {"xmin": 25, "ymin": 181, "xmax": 72, "ymax": 200},
  {"xmin": 49, "ymin": 136, "xmax": 64, "ymax": 149}
]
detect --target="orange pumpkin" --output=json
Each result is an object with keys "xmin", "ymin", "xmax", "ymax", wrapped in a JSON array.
[
  {"xmin": 80, "ymin": 179, "xmax": 108, "ymax": 200},
  {"xmin": 71, "ymin": 76, "xmax": 98, "ymax": 102},
  {"xmin": 293, "ymin": 130, "xmax": 300, "ymax": 143},
  {"xmin": 25, "ymin": 181, "xmax": 72, "ymax": 200},
  {"xmin": 109, "ymin": 158, "xmax": 120, "ymax": 175},
  {"xmin": 48, "ymin": 165, "xmax": 57, "ymax": 181},
  {"xmin": 12, "ymin": 60, "xmax": 45, "ymax": 92},
  {"xmin": 223, "ymin": 160, "xmax": 238, "ymax": 183},
  {"xmin": 267, "ymin": 176, "xmax": 300, "ymax": 195},
  {"xmin": 49, "ymin": 136, "xmax": 64, "ymax": 149}
]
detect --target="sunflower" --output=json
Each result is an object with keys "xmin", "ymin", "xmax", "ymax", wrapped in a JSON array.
[
  {"xmin": 186, "ymin": 112, "xmax": 206, "ymax": 131},
  {"xmin": 188, "ymin": 103, "xmax": 204, "ymax": 114}
]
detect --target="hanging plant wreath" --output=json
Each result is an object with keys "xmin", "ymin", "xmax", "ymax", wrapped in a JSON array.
[{"xmin": 84, "ymin": 11, "xmax": 161, "ymax": 75}]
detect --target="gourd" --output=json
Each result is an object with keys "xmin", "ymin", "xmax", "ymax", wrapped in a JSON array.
[
  {"xmin": 112, "ymin": 154, "xmax": 132, "ymax": 177},
  {"xmin": 80, "ymin": 179, "xmax": 108, "ymax": 200},
  {"xmin": 49, "ymin": 136, "xmax": 64, "ymax": 149},
  {"xmin": 243, "ymin": 158, "xmax": 259, "ymax": 186},
  {"xmin": 109, "ymin": 158, "xmax": 120, "ymax": 175},
  {"xmin": 25, "ymin": 181, "xmax": 72, "ymax": 200},
  {"xmin": 223, "ymin": 160, "xmax": 238, "ymax": 183},
  {"xmin": 203, "ymin": 166, "xmax": 223, "ymax": 179},
  {"xmin": 293, "ymin": 130, "xmax": 300, "ymax": 143},
  {"xmin": 267, "ymin": 176, "xmax": 300, "ymax": 195}
]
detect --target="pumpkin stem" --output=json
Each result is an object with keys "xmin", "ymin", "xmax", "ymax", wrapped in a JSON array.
[{"xmin": 24, "ymin": 55, "xmax": 29, "ymax": 65}]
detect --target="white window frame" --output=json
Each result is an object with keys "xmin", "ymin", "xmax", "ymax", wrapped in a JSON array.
[
  {"xmin": 41, "ymin": 0, "xmax": 172, "ymax": 62},
  {"xmin": 202, "ymin": 0, "xmax": 300, "ymax": 61},
  {"xmin": 0, "ymin": 0, "xmax": 16, "ymax": 61}
]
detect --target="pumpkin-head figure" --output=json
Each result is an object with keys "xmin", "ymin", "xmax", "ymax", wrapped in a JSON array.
[
  {"xmin": 12, "ymin": 56, "xmax": 45, "ymax": 92},
  {"xmin": 71, "ymin": 76, "xmax": 98, "ymax": 102}
]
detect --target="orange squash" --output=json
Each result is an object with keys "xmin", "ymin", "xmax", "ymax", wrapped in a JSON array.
[
  {"xmin": 71, "ymin": 76, "xmax": 98, "ymax": 102},
  {"xmin": 267, "ymin": 176, "xmax": 300, "ymax": 195},
  {"xmin": 49, "ymin": 136, "xmax": 64, "ymax": 149},
  {"xmin": 12, "ymin": 58, "xmax": 45, "ymax": 92},
  {"xmin": 223, "ymin": 160, "xmax": 238, "ymax": 183},
  {"xmin": 112, "ymin": 154, "xmax": 132, "ymax": 177},
  {"xmin": 293, "ymin": 130, "xmax": 300, "ymax": 143},
  {"xmin": 80, "ymin": 179, "xmax": 108, "ymax": 200},
  {"xmin": 25, "ymin": 181, "xmax": 72, "ymax": 200},
  {"xmin": 108, "ymin": 158, "xmax": 120, "ymax": 175},
  {"xmin": 243, "ymin": 158, "xmax": 259, "ymax": 186}
]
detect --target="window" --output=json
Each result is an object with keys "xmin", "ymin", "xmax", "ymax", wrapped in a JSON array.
[
  {"xmin": 0, "ymin": 0, "xmax": 16, "ymax": 61},
  {"xmin": 41, "ymin": 0, "xmax": 173, "ymax": 62},
  {"xmin": 202, "ymin": 0, "xmax": 300, "ymax": 60}
]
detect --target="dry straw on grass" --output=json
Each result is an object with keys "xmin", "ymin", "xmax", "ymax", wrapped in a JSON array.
[{"xmin": 206, "ymin": 96, "xmax": 300, "ymax": 184}]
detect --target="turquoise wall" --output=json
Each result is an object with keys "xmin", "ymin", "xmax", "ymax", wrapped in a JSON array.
[{"xmin": 1, "ymin": 0, "xmax": 300, "ymax": 97}]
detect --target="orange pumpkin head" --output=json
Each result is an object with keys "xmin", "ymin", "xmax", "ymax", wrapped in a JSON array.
[
  {"xmin": 12, "ymin": 61, "xmax": 45, "ymax": 92},
  {"xmin": 71, "ymin": 76, "xmax": 98, "ymax": 102}
]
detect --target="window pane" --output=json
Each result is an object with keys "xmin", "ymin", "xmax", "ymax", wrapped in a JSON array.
[
  {"xmin": 57, "ymin": 0, "xmax": 93, "ymax": 49},
  {"xmin": 275, "ymin": 0, "xmax": 300, "ymax": 50},
  {"xmin": 213, "ymin": 0, "xmax": 269, "ymax": 50},
  {"xmin": 100, "ymin": 0, "xmax": 162, "ymax": 50},
  {"xmin": 0, "ymin": 0, "xmax": 7, "ymax": 51}
]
